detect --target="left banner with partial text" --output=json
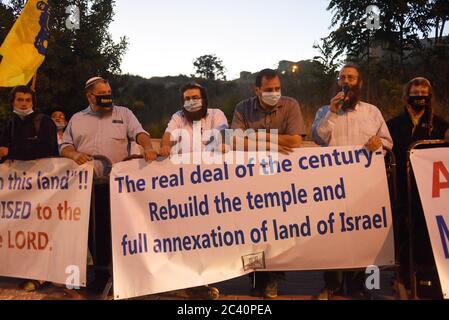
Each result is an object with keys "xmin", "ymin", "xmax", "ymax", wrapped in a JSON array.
[{"xmin": 0, "ymin": 158, "xmax": 93, "ymax": 286}]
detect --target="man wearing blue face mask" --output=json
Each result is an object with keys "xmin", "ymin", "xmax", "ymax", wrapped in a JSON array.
[
  {"xmin": 160, "ymin": 83, "xmax": 228, "ymax": 157},
  {"xmin": 0, "ymin": 86, "xmax": 58, "ymax": 163},
  {"xmin": 231, "ymin": 69, "xmax": 307, "ymax": 299}
]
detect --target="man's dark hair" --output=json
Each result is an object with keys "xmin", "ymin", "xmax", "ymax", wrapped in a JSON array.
[
  {"xmin": 47, "ymin": 107, "xmax": 71, "ymax": 120},
  {"xmin": 255, "ymin": 69, "xmax": 280, "ymax": 88},
  {"xmin": 9, "ymin": 86, "xmax": 37, "ymax": 109},
  {"xmin": 50, "ymin": 107, "xmax": 66, "ymax": 115},
  {"xmin": 180, "ymin": 82, "xmax": 209, "ymax": 107}
]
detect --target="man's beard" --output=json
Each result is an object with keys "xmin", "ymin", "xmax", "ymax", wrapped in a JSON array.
[
  {"xmin": 183, "ymin": 106, "xmax": 207, "ymax": 122},
  {"xmin": 342, "ymin": 85, "xmax": 361, "ymax": 110}
]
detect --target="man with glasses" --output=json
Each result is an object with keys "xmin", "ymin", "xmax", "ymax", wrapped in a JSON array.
[
  {"xmin": 312, "ymin": 63, "xmax": 392, "ymax": 152},
  {"xmin": 312, "ymin": 63, "xmax": 393, "ymax": 299},
  {"xmin": 160, "ymin": 82, "xmax": 228, "ymax": 157},
  {"xmin": 159, "ymin": 82, "xmax": 225, "ymax": 300}
]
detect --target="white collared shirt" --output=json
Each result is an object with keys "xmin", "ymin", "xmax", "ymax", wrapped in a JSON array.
[
  {"xmin": 61, "ymin": 105, "xmax": 148, "ymax": 175},
  {"xmin": 165, "ymin": 108, "xmax": 228, "ymax": 153},
  {"xmin": 312, "ymin": 101, "xmax": 393, "ymax": 150}
]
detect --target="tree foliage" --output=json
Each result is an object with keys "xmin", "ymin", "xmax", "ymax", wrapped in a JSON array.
[
  {"xmin": 319, "ymin": 0, "xmax": 449, "ymax": 118},
  {"xmin": 325, "ymin": 0, "xmax": 433, "ymax": 63},
  {"xmin": 192, "ymin": 54, "xmax": 227, "ymax": 81},
  {"xmin": 313, "ymin": 37, "xmax": 343, "ymax": 76},
  {"xmin": 0, "ymin": 0, "xmax": 128, "ymax": 119}
]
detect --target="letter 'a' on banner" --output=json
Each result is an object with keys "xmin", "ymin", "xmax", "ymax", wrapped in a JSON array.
[{"xmin": 0, "ymin": 0, "xmax": 53, "ymax": 87}]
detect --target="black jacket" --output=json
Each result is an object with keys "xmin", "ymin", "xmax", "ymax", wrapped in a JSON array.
[
  {"xmin": 0, "ymin": 112, "xmax": 59, "ymax": 161},
  {"xmin": 387, "ymin": 111, "xmax": 449, "ymax": 206}
]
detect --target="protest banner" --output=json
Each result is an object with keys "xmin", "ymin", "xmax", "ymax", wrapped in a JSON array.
[
  {"xmin": 410, "ymin": 148, "xmax": 449, "ymax": 299},
  {"xmin": 110, "ymin": 147, "xmax": 394, "ymax": 299},
  {"xmin": 0, "ymin": 158, "xmax": 93, "ymax": 287}
]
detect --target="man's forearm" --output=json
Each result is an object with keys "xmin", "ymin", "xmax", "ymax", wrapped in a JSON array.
[
  {"xmin": 161, "ymin": 132, "xmax": 176, "ymax": 148},
  {"xmin": 136, "ymin": 133, "xmax": 154, "ymax": 150},
  {"xmin": 61, "ymin": 145, "xmax": 78, "ymax": 160},
  {"xmin": 312, "ymin": 111, "xmax": 337, "ymax": 146}
]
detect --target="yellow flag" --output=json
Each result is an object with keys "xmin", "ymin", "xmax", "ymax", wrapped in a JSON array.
[{"xmin": 0, "ymin": 0, "xmax": 53, "ymax": 87}]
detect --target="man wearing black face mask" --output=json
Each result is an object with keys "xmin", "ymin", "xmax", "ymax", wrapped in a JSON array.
[
  {"xmin": 387, "ymin": 77, "xmax": 449, "ymax": 297},
  {"xmin": 60, "ymin": 77, "xmax": 157, "ymax": 294},
  {"xmin": 388, "ymin": 77, "xmax": 448, "ymax": 205},
  {"xmin": 60, "ymin": 77, "xmax": 157, "ymax": 173}
]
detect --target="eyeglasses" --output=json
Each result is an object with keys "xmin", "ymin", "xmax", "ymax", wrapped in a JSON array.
[
  {"xmin": 337, "ymin": 75, "xmax": 358, "ymax": 82},
  {"xmin": 184, "ymin": 96, "xmax": 202, "ymax": 101},
  {"xmin": 15, "ymin": 98, "xmax": 32, "ymax": 103}
]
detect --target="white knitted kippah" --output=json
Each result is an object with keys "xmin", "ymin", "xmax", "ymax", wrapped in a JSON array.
[{"xmin": 85, "ymin": 76, "xmax": 106, "ymax": 89}]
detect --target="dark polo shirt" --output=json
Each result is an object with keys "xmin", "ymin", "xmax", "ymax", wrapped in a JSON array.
[{"xmin": 231, "ymin": 96, "xmax": 306, "ymax": 136}]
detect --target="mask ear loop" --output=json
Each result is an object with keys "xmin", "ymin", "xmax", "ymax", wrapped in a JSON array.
[{"xmin": 253, "ymin": 272, "xmax": 256, "ymax": 290}]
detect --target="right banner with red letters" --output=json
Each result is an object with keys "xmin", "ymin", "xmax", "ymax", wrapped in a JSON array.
[{"xmin": 411, "ymin": 148, "xmax": 449, "ymax": 299}]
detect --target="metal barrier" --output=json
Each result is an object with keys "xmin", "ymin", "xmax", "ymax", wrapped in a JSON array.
[
  {"xmin": 382, "ymin": 148, "xmax": 409, "ymax": 299},
  {"xmin": 407, "ymin": 140, "xmax": 449, "ymax": 300},
  {"xmin": 89, "ymin": 155, "xmax": 113, "ymax": 299},
  {"xmin": 89, "ymin": 154, "xmax": 153, "ymax": 299}
]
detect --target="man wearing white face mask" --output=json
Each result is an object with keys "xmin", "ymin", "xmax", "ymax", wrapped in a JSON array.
[
  {"xmin": 160, "ymin": 83, "xmax": 228, "ymax": 157},
  {"xmin": 0, "ymin": 86, "xmax": 58, "ymax": 163},
  {"xmin": 159, "ymin": 83, "xmax": 225, "ymax": 300},
  {"xmin": 231, "ymin": 69, "xmax": 306, "ymax": 299},
  {"xmin": 231, "ymin": 68, "xmax": 306, "ymax": 155},
  {"xmin": 0, "ymin": 86, "xmax": 58, "ymax": 291}
]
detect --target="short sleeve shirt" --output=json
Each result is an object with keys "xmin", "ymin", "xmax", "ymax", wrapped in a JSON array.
[
  {"xmin": 61, "ymin": 106, "xmax": 148, "ymax": 174},
  {"xmin": 165, "ymin": 108, "xmax": 228, "ymax": 153},
  {"xmin": 231, "ymin": 96, "xmax": 306, "ymax": 136}
]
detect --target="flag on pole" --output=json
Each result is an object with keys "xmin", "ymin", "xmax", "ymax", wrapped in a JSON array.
[{"xmin": 0, "ymin": 0, "xmax": 53, "ymax": 87}]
